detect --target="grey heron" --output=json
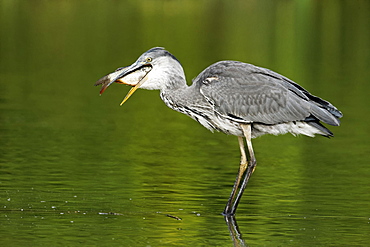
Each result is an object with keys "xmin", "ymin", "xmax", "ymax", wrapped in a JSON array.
[{"xmin": 95, "ymin": 47, "xmax": 342, "ymax": 216}]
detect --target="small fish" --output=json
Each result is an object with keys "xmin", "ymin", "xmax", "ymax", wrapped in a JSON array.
[{"xmin": 95, "ymin": 66, "xmax": 151, "ymax": 95}]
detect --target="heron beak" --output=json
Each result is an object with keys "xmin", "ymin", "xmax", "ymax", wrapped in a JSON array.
[
  {"xmin": 119, "ymin": 79, "xmax": 145, "ymax": 105},
  {"xmin": 94, "ymin": 61, "xmax": 151, "ymax": 105}
]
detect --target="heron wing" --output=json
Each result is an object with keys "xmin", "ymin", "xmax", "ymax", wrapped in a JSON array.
[{"xmin": 196, "ymin": 61, "xmax": 340, "ymax": 125}]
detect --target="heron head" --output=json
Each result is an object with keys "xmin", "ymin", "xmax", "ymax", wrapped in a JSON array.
[{"xmin": 94, "ymin": 47, "xmax": 182, "ymax": 105}]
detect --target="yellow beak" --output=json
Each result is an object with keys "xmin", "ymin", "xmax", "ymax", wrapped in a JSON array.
[{"xmin": 119, "ymin": 77, "xmax": 147, "ymax": 106}]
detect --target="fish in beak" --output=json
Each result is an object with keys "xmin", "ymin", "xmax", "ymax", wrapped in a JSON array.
[{"xmin": 94, "ymin": 62, "xmax": 152, "ymax": 105}]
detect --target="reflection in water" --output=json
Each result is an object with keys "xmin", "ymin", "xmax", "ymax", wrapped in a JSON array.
[{"xmin": 225, "ymin": 216, "xmax": 247, "ymax": 247}]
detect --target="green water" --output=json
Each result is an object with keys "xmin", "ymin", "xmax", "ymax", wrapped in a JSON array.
[{"xmin": 1, "ymin": 0, "xmax": 369, "ymax": 246}]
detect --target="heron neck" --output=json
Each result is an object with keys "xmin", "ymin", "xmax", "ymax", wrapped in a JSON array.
[
  {"xmin": 159, "ymin": 65, "xmax": 188, "ymax": 92},
  {"xmin": 164, "ymin": 74, "xmax": 187, "ymax": 91}
]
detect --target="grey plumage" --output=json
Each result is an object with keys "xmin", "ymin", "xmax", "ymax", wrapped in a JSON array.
[
  {"xmin": 95, "ymin": 47, "xmax": 342, "ymax": 215},
  {"xmin": 194, "ymin": 61, "xmax": 341, "ymax": 136}
]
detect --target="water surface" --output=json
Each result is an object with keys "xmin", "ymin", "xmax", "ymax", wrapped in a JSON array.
[{"xmin": 1, "ymin": 1, "xmax": 370, "ymax": 246}]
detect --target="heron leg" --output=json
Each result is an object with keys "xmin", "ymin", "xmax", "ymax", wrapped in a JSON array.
[
  {"xmin": 230, "ymin": 124, "xmax": 257, "ymax": 214},
  {"xmin": 223, "ymin": 136, "xmax": 248, "ymax": 215},
  {"xmin": 222, "ymin": 124, "xmax": 257, "ymax": 216}
]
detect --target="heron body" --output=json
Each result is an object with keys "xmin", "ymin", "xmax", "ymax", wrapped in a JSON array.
[{"xmin": 95, "ymin": 47, "xmax": 342, "ymax": 216}]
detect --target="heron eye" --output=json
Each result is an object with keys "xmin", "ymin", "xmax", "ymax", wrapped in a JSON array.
[{"xmin": 146, "ymin": 57, "xmax": 152, "ymax": 63}]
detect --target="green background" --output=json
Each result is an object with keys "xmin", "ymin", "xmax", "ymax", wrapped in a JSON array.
[{"xmin": 1, "ymin": 0, "xmax": 369, "ymax": 246}]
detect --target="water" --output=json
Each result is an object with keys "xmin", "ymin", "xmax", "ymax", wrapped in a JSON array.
[{"xmin": 1, "ymin": 0, "xmax": 370, "ymax": 246}]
